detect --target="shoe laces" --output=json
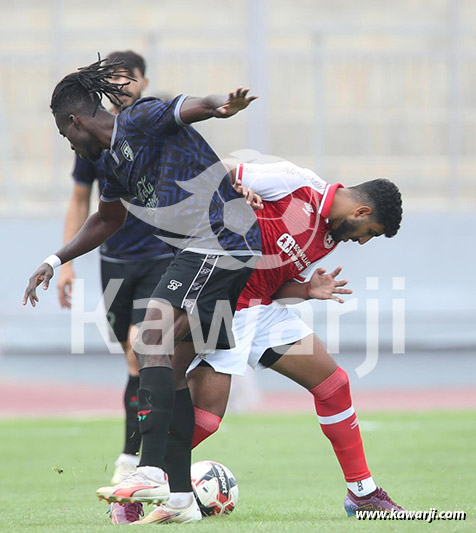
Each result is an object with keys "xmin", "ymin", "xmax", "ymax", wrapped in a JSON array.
[
  {"xmin": 124, "ymin": 502, "xmax": 144, "ymax": 521},
  {"xmin": 374, "ymin": 488, "xmax": 404, "ymax": 510},
  {"xmin": 119, "ymin": 470, "xmax": 148, "ymax": 485}
]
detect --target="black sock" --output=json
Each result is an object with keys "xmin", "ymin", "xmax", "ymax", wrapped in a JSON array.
[
  {"xmin": 164, "ymin": 388, "xmax": 195, "ymax": 492},
  {"xmin": 123, "ymin": 375, "xmax": 141, "ymax": 456},
  {"xmin": 138, "ymin": 367, "xmax": 175, "ymax": 469}
]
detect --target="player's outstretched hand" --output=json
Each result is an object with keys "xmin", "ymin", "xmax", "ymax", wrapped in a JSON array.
[
  {"xmin": 215, "ymin": 87, "xmax": 258, "ymax": 118},
  {"xmin": 233, "ymin": 180, "xmax": 264, "ymax": 210},
  {"xmin": 23, "ymin": 264, "xmax": 54, "ymax": 307},
  {"xmin": 308, "ymin": 266, "xmax": 352, "ymax": 303}
]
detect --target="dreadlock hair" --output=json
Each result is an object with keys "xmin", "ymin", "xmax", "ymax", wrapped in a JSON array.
[
  {"xmin": 50, "ymin": 54, "xmax": 136, "ymax": 121},
  {"xmin": 105, "ymin": 50, "xmax": 146, "ymax": 77},
  {"xmin": 349, "ymin": 178, "xmax": 403, "ymax": 237}
]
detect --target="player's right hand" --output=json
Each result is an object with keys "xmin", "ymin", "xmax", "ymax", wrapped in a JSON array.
[
  {"xmin": 23, "ymin": 264, "xmax": 54, "ymax": 307},
  {"xmin": 57, "ymin": 263, "xmax": 75, "ymax": 309},
  {"xmin": 215, "ymin": 87, "xmax": 258, "ymax": 118}
]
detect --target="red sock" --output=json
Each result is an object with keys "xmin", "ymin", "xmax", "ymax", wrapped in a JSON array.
[
  {"xmin": 310, "ymin": 367, "xmax": 371, "ymax": 482},
  {"xmin": 192, "ymin": 407, "xmax": 222, "ymax": 449}
]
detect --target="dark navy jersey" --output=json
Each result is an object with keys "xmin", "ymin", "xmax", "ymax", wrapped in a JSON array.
[
  {"xmin": 72, "ymin": 154, "xmax": 173, "ymax": 262},
  {"xmin": 100, "ymin": 96, "xmax": 261, "ymax": 256}
]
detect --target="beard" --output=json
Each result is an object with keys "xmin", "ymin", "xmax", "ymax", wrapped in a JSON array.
[{"xmin": 330, "ymin": 218, "xmax": 360, "ymax": 243}]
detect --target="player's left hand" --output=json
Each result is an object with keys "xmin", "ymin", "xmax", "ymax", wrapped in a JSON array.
[
  {"xmin": 307, "ymin": 266, "xmax": 352, "ymax": 303},
  {"xmin": 215, "ymin": 87, "xmax": 258, "ymax": 118},
  {"xmin": 233, "ymin": 180, "xmax": 263, "ymax": 210},
  {"xmin": 23, "ymin": 263, "xmax": 54, "ymax": 307}
]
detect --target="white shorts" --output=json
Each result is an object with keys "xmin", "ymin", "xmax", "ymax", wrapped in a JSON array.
[{"xmin": 187, "ymin": 302, "xmax": 314, "ymax": 376}]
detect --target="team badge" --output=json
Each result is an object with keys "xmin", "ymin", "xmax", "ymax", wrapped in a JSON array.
[
  {"xmin": 121, "ymin": 140, "xmax": 134, "ymax": 162},
  {"xmin": 323, "ymin": 230, "xmax": 335, "ymax": 249}
]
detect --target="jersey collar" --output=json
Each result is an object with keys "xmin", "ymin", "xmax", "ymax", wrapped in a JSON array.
[{"xmin": 318, "ymin": 183, "xmax": 344, "ymax": 219}]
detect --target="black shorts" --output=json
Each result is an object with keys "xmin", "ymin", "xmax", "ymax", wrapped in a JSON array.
[
  {"xmin": 150, "ymin": 251, "xmax": 257, "ymax": 351},
  {"xmin": 101, "ymin": 255, "xmax": 173, "ymax": 342}
]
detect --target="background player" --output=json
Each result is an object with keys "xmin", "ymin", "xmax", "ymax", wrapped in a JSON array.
[
  {"xmin": 56, "ymin": 50, "xmax": 175, "ymax": 502},
  {"xmin": 137, "ymin": 160, "xmax": 405, "ymax": 524},
  {"xmin": 23, "ymin": 56, "xmax": 261, "ymax": 522}
]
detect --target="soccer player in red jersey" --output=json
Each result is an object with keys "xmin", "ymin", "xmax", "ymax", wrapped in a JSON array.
[{"xmin": 141, "ymin": 160, "xmax": 406, "ymax": 522}]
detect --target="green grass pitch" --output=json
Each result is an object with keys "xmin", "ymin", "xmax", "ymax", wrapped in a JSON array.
[{"xmin": 1, "ymin": 411, "xmax": 474, "ymax": 532}]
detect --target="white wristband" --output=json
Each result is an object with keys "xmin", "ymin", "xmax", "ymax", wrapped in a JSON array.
[{"xmin": 43, "ymin": 254, "xmax": 62, "ymax": 270}]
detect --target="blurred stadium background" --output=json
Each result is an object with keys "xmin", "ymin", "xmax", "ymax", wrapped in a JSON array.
[{"xmin": 0, "ymin": 0, "xmax": 475, "ymax": 414}]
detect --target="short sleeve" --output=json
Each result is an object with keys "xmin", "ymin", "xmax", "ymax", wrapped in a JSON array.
[
  {"xmin": 127, "ymin": 95, "xmax": 188, "ymax": 138},
  {"xmin": 238, "ymin": 161, "xmax": 327, "ymax": 201},
  {"xmin": 100, "ymin": 174, "xmax": 130, "ymax": 202},
  {"xmin": 72, "ymin": 155, "xmax": 96, "ymax": 187}
]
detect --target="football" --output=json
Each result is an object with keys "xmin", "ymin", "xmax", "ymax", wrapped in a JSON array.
[{"xmin": 191, "ymin": 460, "xmax": 239, "ymax": 516}]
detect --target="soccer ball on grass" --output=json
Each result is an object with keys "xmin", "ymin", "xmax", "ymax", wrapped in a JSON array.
[{"xmin": 191, "ymin": 460, "xmax": 239, "ymax": 516}]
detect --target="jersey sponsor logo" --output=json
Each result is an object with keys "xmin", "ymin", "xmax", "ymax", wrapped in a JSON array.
[
  {"xmin": 167, "ymin": 279, "xmax": 183, "ymax": 291},
  {"xmin": 323, "ymin": 230, "xmax": 335, "ymax": 249},
  {"xmin": 276, "ymin": 233, "xmax": 312, "ymax": 271},
  {"xmin": 277, "ymin": 233, "xmax": 296, "ymax": 254},
  {"xmin": 136, "ymin": 176, "xmax": 160, "ymax": 214},
  {"xmin": 121, "ymin": 140, "xmax": 134, "ymax": 161}
]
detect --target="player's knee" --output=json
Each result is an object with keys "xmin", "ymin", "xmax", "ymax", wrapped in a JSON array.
[{"xmin": 309, "ymin": 366, "xmax": 350, "ymax": 402}]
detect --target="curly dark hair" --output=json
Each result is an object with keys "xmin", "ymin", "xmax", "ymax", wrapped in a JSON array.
[
  {"xmin": 350, "ymin": 178, "xmax": 403, "ymax": 237},
  {"xmin": 106, "ymin": 50, "xmax": 146, "ymax": 77},
  {"xmin": 50, "ymin": 54, "xmax": 135, "ymax": 120}
]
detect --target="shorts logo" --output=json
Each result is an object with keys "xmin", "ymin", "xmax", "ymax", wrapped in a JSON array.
[
  {"xmin": 200, "ymin": 267, "xmax": 211, "ymax": 275},
  {"xmin": 277, "ymin": 233, "xmax": 296, "ymax": 254},
  {"xmin": 183, "ymin": 299, "xmax": 194, "ymax": 308},
  {"xmin": 121, "ymin": 140, "xmax": 134, "ymax": 162},
  {"xmin": 191, "ymin": 282, "xmax": 203, "ymax": 291},
  {"xmin": 167, "ymin": 279, "xmax": 183, "ymax": 291},
  {"xmin": 323, "ymin": 230, "xmax": 335, "ymax": 249}
]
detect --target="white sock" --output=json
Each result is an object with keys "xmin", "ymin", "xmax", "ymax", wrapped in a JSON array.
[
  {"xmin": 116, "ymin": 453, "xmax": 139, "ymax": 466},
  {"xmin": 137, "ymin": 465, "xmax": 166, "ymax": 483},
  {"xmin": 347, "ymin": 476, "xmax": 377, "ymax": 497},
  {"xmin": 167, "ymin": 492, "xmax": 194, "ymax": 508}
]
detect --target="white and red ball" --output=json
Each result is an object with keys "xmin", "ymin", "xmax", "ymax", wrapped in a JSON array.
[{"xmin": 191, "ymin": 460, "xmax": 239, "ymax": 516}]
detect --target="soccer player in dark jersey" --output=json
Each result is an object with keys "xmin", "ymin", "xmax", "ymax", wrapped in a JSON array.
[
  {"xmin": 56, "ymin": 52, "xmax": 174, "ymax": 520},
  {"xmin": 23, "ymin": 56, "xmax": 261, "ymax": 521}
]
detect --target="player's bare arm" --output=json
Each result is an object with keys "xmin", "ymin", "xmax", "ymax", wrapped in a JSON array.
[
  {"xmin": 273, "ymin": 266, "xmax": 352, "ymax": 304},
  {"xmin": 179, "ymin": 87, "xmax": 258, "ymax": 124},
  {"xmin": 23, "ymin": 199, "xmax": 127, "ymax": 307},
  {"xmin": 57, "ymin": 183, "xmax": 92, "ymax": 308}
]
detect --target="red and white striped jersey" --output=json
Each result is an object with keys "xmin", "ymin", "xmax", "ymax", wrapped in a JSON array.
[{"xmin": 236, "ymin": 161, "xmax": 342, "ymax": 310}]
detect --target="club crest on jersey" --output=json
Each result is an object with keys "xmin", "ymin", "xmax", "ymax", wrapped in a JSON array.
[
  {"xmin": 323, "ymin": 230, "xmax": 335, "ymax": 249},
  {"xmin": 121, "ymin": 140, "xmax": 134, "ymax": 162},
  {"xmin": 277, "ymin": 233, "xmax": 296, "ymax": 254}
]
